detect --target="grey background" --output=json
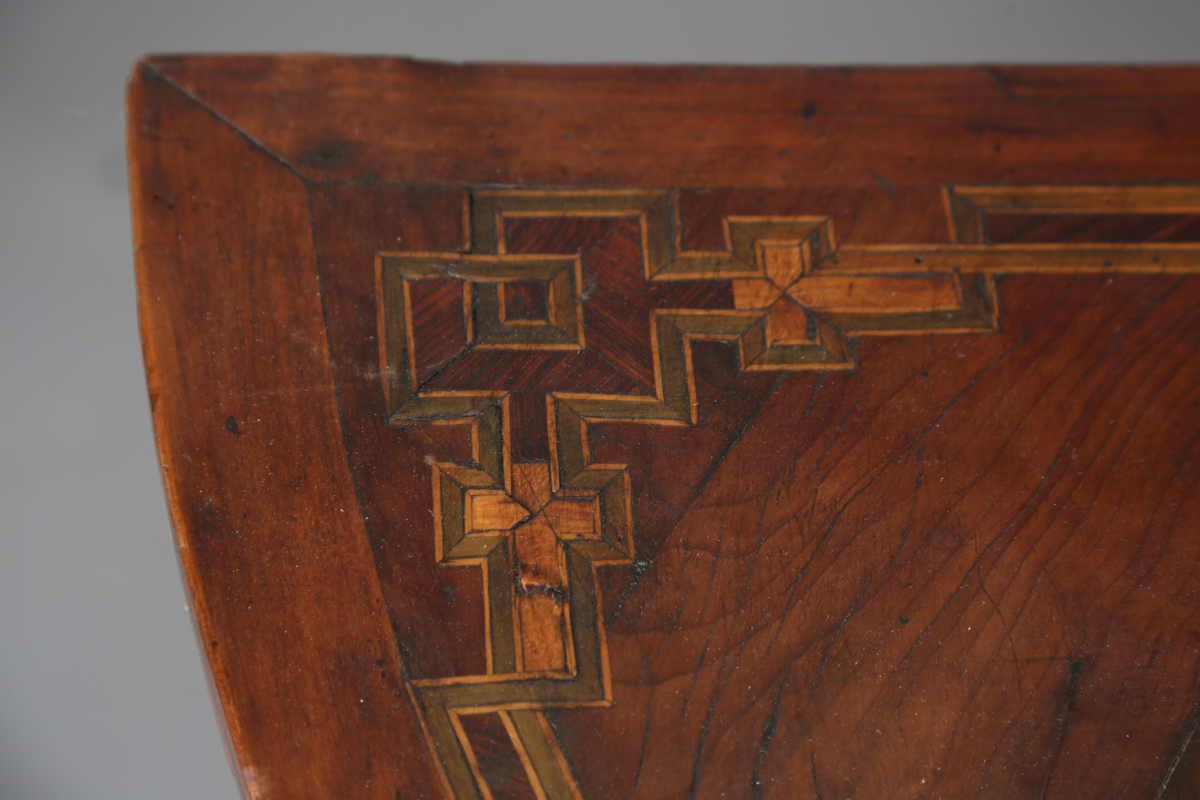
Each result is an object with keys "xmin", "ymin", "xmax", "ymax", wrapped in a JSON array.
[{"xmin": 1, "ymin": 1, "xmax": 1197, "ymax": 798}]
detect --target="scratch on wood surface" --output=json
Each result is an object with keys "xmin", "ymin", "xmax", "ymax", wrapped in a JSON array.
[{"xmin": 1154, "ymin": 708, "xmax": 1200, "ymax": 800}]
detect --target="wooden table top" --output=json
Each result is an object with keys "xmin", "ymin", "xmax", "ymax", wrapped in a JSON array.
[{"xmin": 128, "ymin": 56, "xmax": 1200, "ymax": 800}]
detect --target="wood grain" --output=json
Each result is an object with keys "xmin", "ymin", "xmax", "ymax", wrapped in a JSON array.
[
  {"xmin": 128, "ymin": 63, "xmax": 439, "ymax": 800},
  {"xmin": 129, "ymin": 56, "xmax": 1200, "ymax": 800}
]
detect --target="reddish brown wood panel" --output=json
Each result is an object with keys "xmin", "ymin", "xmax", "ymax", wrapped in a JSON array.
[{"xmin": 129, "ymin": 56, "xmax": 1200, "ymax": 800}]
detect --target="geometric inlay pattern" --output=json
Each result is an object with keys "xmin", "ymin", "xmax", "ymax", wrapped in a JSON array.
[{"xmin": 377, "ymin": 185, "xmax": 1200, "ymax": 800}]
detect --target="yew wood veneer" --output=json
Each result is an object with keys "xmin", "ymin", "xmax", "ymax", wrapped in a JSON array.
[{"xmin": 128, "ymin": 56, "xmax": 1200, "ymax": 800}]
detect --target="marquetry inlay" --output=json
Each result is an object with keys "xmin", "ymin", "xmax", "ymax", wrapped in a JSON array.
[{"xmin": 376, "ymin": 185, "xmax": 1200, "ymax": 800}]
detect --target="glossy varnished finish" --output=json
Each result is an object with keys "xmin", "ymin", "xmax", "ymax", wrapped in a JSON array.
[{"xmin": 129, "ymin": 57, "xmax": 1200, "ymax": 800}]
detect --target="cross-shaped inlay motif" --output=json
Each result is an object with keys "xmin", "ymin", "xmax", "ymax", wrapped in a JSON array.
[{"xmin": 377, "ymin": 185, "xmax": 1200, "ymax": 800}]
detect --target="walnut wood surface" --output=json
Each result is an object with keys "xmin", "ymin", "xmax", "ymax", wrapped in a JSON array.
[{"xmin": 128, "ymin": 56, "xmax": 1200, "ymax": 800}]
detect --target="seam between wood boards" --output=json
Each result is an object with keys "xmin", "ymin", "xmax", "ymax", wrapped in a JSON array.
[{"xmin": 141, "ymin": 60, "xmax": 311, "ymax": 185}]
